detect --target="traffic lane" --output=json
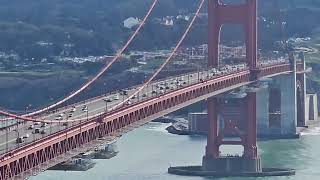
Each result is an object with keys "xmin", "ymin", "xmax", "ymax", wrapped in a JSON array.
[
  {"xmin": 0, "ymin": 67, "xmax": 238, "ymax": 153},
  {"xmin": 0, "ymin": 69, "xmax": 202, "ymax": 145},
  {"xmin": 41, "ymin": 70, "xmax": 198, "ymax": 121},
  {"xmin": 0, "ymin": 118, "xmax": 82, "ymax": 154},
  {"xmin": 44, "ymin": 92, "xmax": 120, "ymax": 121},
  {"xmin": 65, "ymin": 78, "xmax": 195, "ymax": 121}
]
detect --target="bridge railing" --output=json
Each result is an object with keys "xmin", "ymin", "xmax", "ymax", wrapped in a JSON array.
[
  {"xmin": 0, "ymin": 60, "xmax": 298, "ymax": 156},
  {"xmin": 0, "ymin": 60, "xmax": 299, "ymax": 172}
]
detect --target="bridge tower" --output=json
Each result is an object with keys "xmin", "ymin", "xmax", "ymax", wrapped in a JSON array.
[
  {"xmin": 208, "ymin": 0, "xmax": 257, "ymax": 69},
  {"xmin": 205, "ymin": 0, "xmax": 261, "ymax": 173},
  {"xmin": 169, "ymin": 0, "xmax": 295, "ymax": 177}
]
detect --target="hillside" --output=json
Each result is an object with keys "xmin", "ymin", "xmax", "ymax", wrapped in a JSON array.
[
  {"xmin": 0, "ymin": 0, "xmax": 319, "ymax": 60},
  {"xmin": 1, "ymin": 1, "xmax": 320, "ymax": 111}
]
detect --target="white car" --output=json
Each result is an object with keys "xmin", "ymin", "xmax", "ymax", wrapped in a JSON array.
[
  {"xmin": 23, "ymin": 134, "xmax": 30, "ymax": 139},
  {"xmin": 41, "ymin": 123, "xmax": 47, "ymax": 127},
  {"xmin": 82, "ymin": 106, "xmax": 88, "ymax": 112},
  {"xmin": 55, "ymin": 116, "xmax": 63, "ymax": 120},
  {"xmin": 28, "ymin": 125, "xmax": 34, "ymax": 129},
  {"xmin": 34, "ymin": 122, "xmax": 41, "ymax": 125},
  {"xmin": 113, "ymin": 94, "xmax": 120, "ymax": 100},
  {"xmin": 70, "ymin": 107, "xmax": 76, "ymax": 113},
  {"xmin": 126, "ymin": 100, "xmax": 132, "ymax": 105}
]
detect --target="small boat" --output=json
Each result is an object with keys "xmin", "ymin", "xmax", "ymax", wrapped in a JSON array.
[
  {"xmin": 93, "ymin": 140, "xmax": 119, "ymax": 159},
  {"xmin": 49, "ymin": 158, "xmax": 96, "ymax": 171}
]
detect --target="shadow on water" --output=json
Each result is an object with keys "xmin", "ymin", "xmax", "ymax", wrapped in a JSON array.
[
  {"xmin": 29, "ymin": 122, "xmax": 320, "ymax": 180},
  {"xmin": 188, "ymin": 134, "xmax": 206, "ymax": 141},
  {"xmin": 259, "ymin": 137, "xmax": 313, "ymax": 169}
]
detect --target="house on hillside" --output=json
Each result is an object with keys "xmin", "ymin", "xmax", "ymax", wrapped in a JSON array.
[{"xmin": 123, "ymin": 17, "xmax": 140, "ymax": 29}]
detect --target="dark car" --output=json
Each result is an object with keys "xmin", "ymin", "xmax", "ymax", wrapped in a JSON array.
[
  {"xmin": 33, "ymin": 128, "xmax": 40, "ymax": 134},
  {"xmin": 16, "ymin": 137, "xmax": 24, "ymax": 143}
]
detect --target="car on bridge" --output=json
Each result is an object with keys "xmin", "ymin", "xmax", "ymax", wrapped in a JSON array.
[
  {"xmin": 105, "ymin": 98, "xmax": 112, "ymax": 102},
  {"xmin": 55, "ymin": 114, "xmax": 64, "ymax": 120},
  {"xmin": 33, "ymin": 128, "xmax": 40, "ymax": 134},
  {"xmin": 125, "ymin": 100, "xmax": 132, "ymax": 105},
  {"xmin": 23, "ymin": 134, "xmax": 29, "ymax": 139},
  {"xmin": 70, "ymin": 107, "xmax": 77, "ymax": 113},
  {"xmin": 113, "ymin": 94, "xmax": 120, "ymax": 100},
  {"xmin": 16, "ymin": 137, "xmax": 24, "ymax": 144},
  {"xmin": 121, "ymin": 90, "xmax": 129, "ymax": 95},
  {"xmin": 55, "ymin": 116, "xmax": 62, "ymax": 120},
  {"xmin": 82, "ymin": 105, "xmax": 88, "ymax": 112},
  {"xmin": 41, "ymin": 123, "xmax": 47, "ymax": 127}
]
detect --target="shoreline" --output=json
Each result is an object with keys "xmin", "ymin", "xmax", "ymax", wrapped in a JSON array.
[{"xmin": 157, "ymin": 116, "xmax": 320, "ymax": 139}]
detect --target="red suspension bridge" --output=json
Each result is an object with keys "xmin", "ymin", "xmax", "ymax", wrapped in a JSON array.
[{"xmin": 0, "ymin": 0, "xmax": 308, "ymax": 179}]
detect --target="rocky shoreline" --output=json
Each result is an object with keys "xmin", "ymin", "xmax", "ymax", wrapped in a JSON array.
[
  {"xmin": 152, "ymin": 116, "xmax": 191, "ymax": 135},
  {"xmin": 154, "ymin": 115, "xmax": 320, "ymax": 138}
]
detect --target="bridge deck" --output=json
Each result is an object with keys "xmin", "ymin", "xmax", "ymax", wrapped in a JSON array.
[{"xmin": 0, "ymin": 62, "xmax": 301, "ymax": 180}]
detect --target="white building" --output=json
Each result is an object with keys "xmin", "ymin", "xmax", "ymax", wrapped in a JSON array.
[
  {"xmin": 165, "ymin": 19, "xmax": 174, "ymax": 26},
  {"xmin": 123, "ymin": 17, "xmax": 140, "ymax": 29}
]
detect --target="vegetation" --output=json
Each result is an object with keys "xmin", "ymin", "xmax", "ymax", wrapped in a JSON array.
[
  {"xmin": 0, "ymin": 0, "xmax": 319, "ymax": 60},
  {"xmin": 1, "ymin": 0, "xmax": 320, "ymax": 110}
]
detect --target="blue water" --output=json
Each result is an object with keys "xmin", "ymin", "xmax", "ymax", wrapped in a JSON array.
[{"xmin": 30, "ymin": 122, "xmax": 320, "ymax": 180}]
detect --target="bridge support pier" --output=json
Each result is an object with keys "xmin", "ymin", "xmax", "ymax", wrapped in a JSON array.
[
  {"xmin": 297, "ymin": 53, "xmax": 307, "ymax": 126},
  {"xmin": 257, "ymin": 53, "xmax": 309, "ymax": 138},
  {"xmin": 270, "ymin": 71, "xmax": 298, "ymax": 136},
  {"xmin": 169, "ymin": 91, "xmax": 295, "ymax": 177},
  {"xmin": 168, "ymin": 0, "xmax": 296, "ymax": 177},
  {"xmin": 202, "ymin": 92, "xmax": 261, "ymax": 173}
]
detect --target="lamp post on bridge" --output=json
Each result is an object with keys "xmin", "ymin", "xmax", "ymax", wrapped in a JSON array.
[
  {"xmin": 13, "ymin": 129, "xmax": 20, "ymax": 148},
  {"xmin": 103, "ymin": 99, "xmax": 108, "ymax": 112},
  {"xmin": 5, "ymin": 120, "xmax": 8, "ymax": 153},
  {"xmin": 102, "ymin": 82, "xmax": 107, "ymax": 96},
  {"xmin": 25, "ymin": 104, "xmax": 32, "ymax": 114},
  {"xmin": 24, "ymin": 104, "xmax": 32, "ymax": 125},
  {"xmin": 86, "ymin": 107, "xmax": 89, "ymax": 122}
]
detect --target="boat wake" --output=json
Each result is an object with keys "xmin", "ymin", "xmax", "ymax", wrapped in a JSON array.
[
  {"xmin": 145, "ymin": 122, "xmax": 171, "ymax": 133},
  {"xmin": 300, "ymin": 127, "xmax": 320, "ymax": 136}
]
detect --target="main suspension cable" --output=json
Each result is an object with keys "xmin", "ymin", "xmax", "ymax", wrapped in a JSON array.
[
  {"xmin": 22, "ymin": 0, "xmax": 159, "ymax": 117},
  {"xmin": 0, "ymin": 0, "xmax": 204, "ymax": 124},
  {"xmin": 110, "ymin": 0, "xmax": 205, "ymax": 110}
]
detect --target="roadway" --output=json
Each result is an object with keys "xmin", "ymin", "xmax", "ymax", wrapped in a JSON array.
[{"xmin": 0, "ymin": 62, "xmax": 281, "ymax": 155}]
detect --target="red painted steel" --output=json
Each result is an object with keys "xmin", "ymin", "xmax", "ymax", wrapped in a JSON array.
[
  {"xmin": 206, "ymin": 97, "xmax": 219, "ymax": 158},
  {"xmin": 0, "ymin": 0, "xmax": 205, "ymax": 124},
  {"xmin": 0, "ymin": 0, "xmax": 307, "ymax": 176},
  {"xmin": 15, "ymin": 0, "xmax": 159, "ymax": 117},
  {"xmin": 0, "ymin": 64, "xmax": 297, "ymax": 179},
  {"xmin": 244, "ymin": 92, "xmax": 258, "ymax": 159},
  {"xmin": 109, "ymin": 0, "xmax": 205, "ymax": 110},
  {"xmin": 207, "ymin": 0, "xmax": 257, "ymax": 69},
  {"xmin": 0, "ymin": 63, "xmax": 304, "ymax": 123}
]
